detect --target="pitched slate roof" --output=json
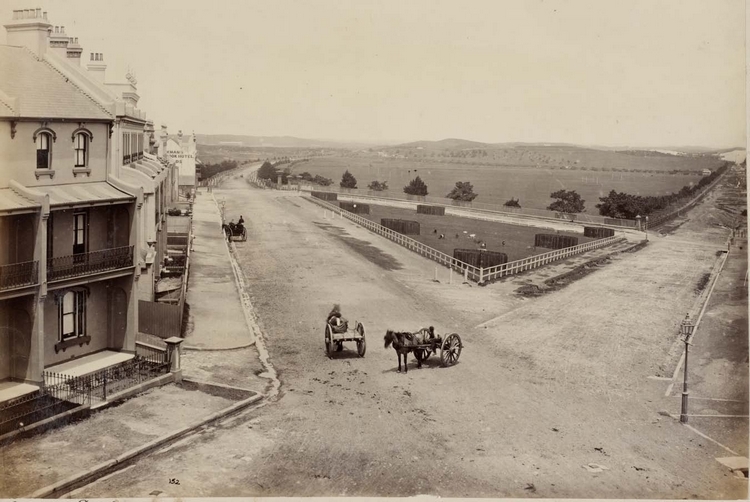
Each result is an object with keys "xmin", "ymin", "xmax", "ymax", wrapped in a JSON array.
[{"xmin": 0, "ymin": 45, "xmax": 112, "ymax": 120}]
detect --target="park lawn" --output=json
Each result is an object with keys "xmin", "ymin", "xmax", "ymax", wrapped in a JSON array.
[
  {"xmin": 294, "ymin": 156, "xmax": 705, "ymax": 214},
  {"xmin": 359, "ymin": 204, "xmax": 596, "ymax": 262}
]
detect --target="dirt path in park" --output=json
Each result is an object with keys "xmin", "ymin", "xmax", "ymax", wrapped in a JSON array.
[{"xmin": 75, "ymin": 169, "xmax": 745, "ymax": 499}]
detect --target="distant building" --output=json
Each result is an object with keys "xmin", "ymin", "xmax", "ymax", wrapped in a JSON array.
[
  {"xmin": 702, "ymin": 169, "xmax": 712, "ymax": 176},
  {"xmin": 164, "ymin": 131, "xmax": 197, "ymax": 194}
]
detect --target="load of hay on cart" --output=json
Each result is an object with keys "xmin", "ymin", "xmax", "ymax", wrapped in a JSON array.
[{"xmin": 325, "ymin": 318, "xmax": 366, "ymax": 358}]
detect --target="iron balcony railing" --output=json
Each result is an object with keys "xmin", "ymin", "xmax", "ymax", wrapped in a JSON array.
[
  {"xmin": 48, "ymin": 245, "xmax": 134, "ymax": 281},
  {"xmin": 0, "ymin": 260, "xmax": 39, "ymax": 290}
]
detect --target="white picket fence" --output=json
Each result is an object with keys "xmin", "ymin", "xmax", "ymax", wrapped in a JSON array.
[{"xmin": 305, "ymin": 195, "xmax": 624, "ymax": 284}]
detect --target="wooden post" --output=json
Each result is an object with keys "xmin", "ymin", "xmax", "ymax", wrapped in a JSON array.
[
  {"xmin": 434, "ymin": 267, "xmax": 438, "ymax": 281},
  {"xmin": 449, "ymin": 267, "xmax": 453, "ymax": 284},
  {"xmin": 464, "ymin": 268, "xmax": 468, "ymax": 282}
]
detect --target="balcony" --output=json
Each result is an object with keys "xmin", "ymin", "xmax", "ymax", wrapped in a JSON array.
[
  {"xmin": 0, "ymin": 261, "xmax": 38, "ymax": 290},
  {"xmin": 48, "ymin": 246, "xmax": 134, "ymax": 281}
]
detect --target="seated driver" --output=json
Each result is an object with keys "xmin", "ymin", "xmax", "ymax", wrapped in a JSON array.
[{"xmin": 327, "ymin": 304, "xmax": 348, "ymax": 333}]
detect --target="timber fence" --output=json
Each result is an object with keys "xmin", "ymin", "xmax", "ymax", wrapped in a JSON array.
[{"xmin": 305, "ymin": 195, "xmax": 624, "ymax": 284}]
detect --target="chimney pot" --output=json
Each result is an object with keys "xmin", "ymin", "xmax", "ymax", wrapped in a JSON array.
[
  {"xmin": 61, "ymin": 26, "xmax": 65, "ymax": 33},
  {"xmin": 36, "ymin": 8, "xmax": 41, "ymax": 17},
  {"xmin": 43, "ymin": 11, "xmax": 47, "ymax": 20}
]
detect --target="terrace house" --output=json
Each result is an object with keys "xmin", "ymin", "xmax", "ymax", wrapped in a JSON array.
[
  {"xmin": 0, "ymin": 9, "xmax": 142, "ymax": 399},
  {"xmin": 40, "ymin": 26, "xmax": 179, "ymax": 302}
]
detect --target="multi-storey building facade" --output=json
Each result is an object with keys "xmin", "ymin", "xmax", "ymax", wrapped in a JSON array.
[{"xmin": 0, "ymin": 9, "xmax": 142, "ymax": 392}]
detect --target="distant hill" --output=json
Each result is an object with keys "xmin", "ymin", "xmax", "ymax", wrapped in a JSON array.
[
  {"xmin": 195, "ymin": 134, "xmax": 369, "ymax": 149},
  {"xmin": 395, "ymin": 138, "xmax": 491, "ymax": 150}
]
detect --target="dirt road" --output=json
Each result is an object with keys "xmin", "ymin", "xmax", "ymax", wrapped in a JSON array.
[{"xmin": 73, "ymin": 168, "xmax": 746, "ymax": 499}]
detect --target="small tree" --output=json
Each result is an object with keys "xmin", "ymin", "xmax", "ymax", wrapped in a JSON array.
[
  {"xmin": 504, "ymin": 197, "xmax": 521, "ymax": 208},
  {"xmin": 368, "ymin": 180, "xmax": 389, "ymax": 191},
  {"xmin": 403, "ymin": 175, "xmax": 428, "ymax": 196},
  {"xmin": 446, "ymin": 181, "xmax": 478, "ymax": 202},
  {"xmin": 257, "ymin": 161, "xmax": 278, "ymax": 181},
  {"xmin": 547, "ymin": 189, "xmax": 585, "ymax": 213},
  {"xmin": 340, "ymin": 170, "xmax": 357, "ymax": 189}
]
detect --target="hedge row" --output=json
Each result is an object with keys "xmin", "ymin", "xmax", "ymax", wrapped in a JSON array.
[
  {"xmin": 534, "ymin": 233, "xmax": 579, "ymax": 249},
  {"xmin": 339, "ymin": 201, "xmax": 370, "ymax": 214},
  {"xmin": 381, "ymin": 218, "xmax": 420, "ymax": 235},
  {"xmin": 311, "ymin": 191, "xmax": 338, "ymax": 201},
  {"xmin": 583, "ymin": 226, "xmax": 615, "ymax": 238},
  {"xmin": 416, "ymin": 205, "xmax": 445, "ymax": 216},
  {"xmin": 453, "ymin": 249, "xmax": 508, "ymax": 268}
]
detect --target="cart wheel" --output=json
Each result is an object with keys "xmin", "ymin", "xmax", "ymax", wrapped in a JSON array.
[
  {"xmin": 325, "ymin": 324, "xmax": 334, "ymax": 359},
  {"xmin": 418, "ymin": 349, "xmax": 431, "ymax": 360},
  {"xmin": 356, "ymin": 323, "xmax": 366, "ymax": 357},
  {"xmin": 439, "ymin": 333, "xmax": 462, "ymax": 367}
]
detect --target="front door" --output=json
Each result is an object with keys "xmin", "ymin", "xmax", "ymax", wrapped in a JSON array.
[{"xmin": 73, "ymin": 211, "xmax": 88, "ymax": 263}]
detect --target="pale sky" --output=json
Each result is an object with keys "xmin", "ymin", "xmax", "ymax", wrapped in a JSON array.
[{"xmin": 1, "ymin": 0, "xmax": 746, "ymax": 147}]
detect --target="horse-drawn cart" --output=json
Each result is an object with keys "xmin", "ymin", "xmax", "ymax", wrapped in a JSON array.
[
  {"xmin": 222, "ymin": 222, "xmax": 247, "ymax": 242},
  {"xmin": 415, "ymin": 333, "xmax": 462, "ymax": 367},
  {"xmin": 325, "ymin": 319, "xmax": 366, "ymax": 358},
  {"xmin": 384, "ymin": 329, "xmax": 463, "ymax": 372}
]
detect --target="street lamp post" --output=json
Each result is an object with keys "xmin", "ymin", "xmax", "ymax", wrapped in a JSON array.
[
  {"xmin": 679, "ymin": 313, "xmax": 696, "ymax": 423},
  {"xmin": 645, "ymin": 216, "xmax": 649, "ymax": 241}
]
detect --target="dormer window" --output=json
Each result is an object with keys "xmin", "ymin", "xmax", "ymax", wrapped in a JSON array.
[
  {"xmin": 36, "ymin": 132, "xmax": 51, "ymax": 169},
  {"xmin": 74, "ymin": 132, "xmax": 88, "ymax": 167}
]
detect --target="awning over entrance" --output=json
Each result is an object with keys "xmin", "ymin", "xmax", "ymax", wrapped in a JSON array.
[
  {"xmin": 33, "ymin": 182, "xmax": 135, "ymax": 208},
  {"xmin": 0, "ymin": 187, "xmax": 39, "ymax": 215}
]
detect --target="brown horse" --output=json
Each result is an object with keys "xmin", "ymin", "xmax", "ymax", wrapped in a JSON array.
[{"xmin": 383, "ymin": 329, "xmax": 429, "ymax": 373}]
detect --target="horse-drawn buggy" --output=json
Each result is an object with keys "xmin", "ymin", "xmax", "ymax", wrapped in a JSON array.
[
  {"xmin": 325, "ymin": 306, "xmax": 366, "ymax": 358},
  {"xmin": 384, "ymin": 327, "xmax": 462, "ymax": 373},
  {"xmin": 222, "ymin": 221, "xmax": 247, "ymax": 242}
]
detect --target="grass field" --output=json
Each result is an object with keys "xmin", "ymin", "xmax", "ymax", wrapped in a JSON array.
[
  {"xmin": 357, "ymin": 204, "xmax": 595, "ymax": 262},
  {"xmin": 293, "ymin": 156, "xmax": 706, "ymax": 215}
]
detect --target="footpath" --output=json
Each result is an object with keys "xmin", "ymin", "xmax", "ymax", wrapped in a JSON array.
[
  {"xmin": 0, "ymin": 187, "xmax": 270, "ymax": 498},
  {"xmin": 667, "ymin": 236, "xmax": 748, "ymax": 457},
  {"xmin": 183, "ymin": 188, "xmax": 255, "ymax": 350}
]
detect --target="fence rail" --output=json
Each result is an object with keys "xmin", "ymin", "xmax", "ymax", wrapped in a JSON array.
[
  {"xmin": 0, "ymin": 379, "xmax": 91, "ymax": 437},
  {"xmin": 48, "ymin": 245, "xmax": 134, "ymax": 281},
  {"xmin": 0, "ymin": 260, "xmax": 38, "ymax": 290},
  {"xmin": 44, "ymin": 350, "xmax": 170, "ymax": 403},
  {"xmin": 306, "ymin": 195, "xmax": 624, "ymax": 284},
  {"xmin": 299, "ymin": 184, "xmax": 637, "ymax": 228},
  {"xmin": 648, "ymin": 172, "xmax": 728, "ymax": 229}
]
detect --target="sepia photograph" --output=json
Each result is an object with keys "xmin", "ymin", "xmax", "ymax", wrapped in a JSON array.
[{"xmin": 0, "ymin": 0, "xmax": 746, "ymax": 499}]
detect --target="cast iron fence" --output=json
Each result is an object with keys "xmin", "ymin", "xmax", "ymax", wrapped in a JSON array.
[
  {"xmin": 0, "ymin": 378, "xmax": 91, "ymax": 437},
  {"xmin": 0, "ymin": 260, "xmax": 38, "ymax": 290},
  {"xmin": 48, "ymin": 245, "xmax": 134, "ymax": 281}
]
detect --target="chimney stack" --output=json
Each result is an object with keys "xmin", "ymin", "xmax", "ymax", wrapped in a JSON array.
[
  {"xmin": 86, "ymin": 52, "xmax": 107, "ymax": 83},
  {"xmin": 4, "ymin": 8, "xmax": 52, "ymax": 58},
  {"xmin": 48, "ymin": 25, "xmax": 69, "ymax": 58},
  {"xmin": 66, "ymin": 37, "xmax": 82, "ymax": 65}
]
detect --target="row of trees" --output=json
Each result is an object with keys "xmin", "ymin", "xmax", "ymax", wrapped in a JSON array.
[
  {"xmin": 200, "ymin": 160, "xmax": 239, "ymax": 180},
  {"xmin": 595, "ymin": 162, "xmax": 729, "ymax": 219}
]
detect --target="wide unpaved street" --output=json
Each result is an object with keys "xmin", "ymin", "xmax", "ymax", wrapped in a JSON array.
[{"xmin": 74, "ymin": 167, "xmax": 747, "ymax": 499}]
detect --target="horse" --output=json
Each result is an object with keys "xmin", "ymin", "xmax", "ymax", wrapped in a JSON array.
[
  {"xmin": 222, "ymin": 222, "xmax": 244, "ymax": 242},
  {"xmin": 383, "ymin": 329, "xmax": 429, "ymax": 373}
]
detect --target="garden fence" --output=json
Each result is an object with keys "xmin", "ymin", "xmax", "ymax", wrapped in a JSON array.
[{"xmin": 306, "ymin": 196, "xmax": 624, "ymax": 284}]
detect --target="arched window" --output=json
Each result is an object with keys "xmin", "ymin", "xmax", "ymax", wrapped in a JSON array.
[
  {"xmin": 74, "ymin": 132, "xmax": 88, "ymax": 167},
  {"xmin": 36, "ymin": 132, "xmax": 51, "ymax": 169}
]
